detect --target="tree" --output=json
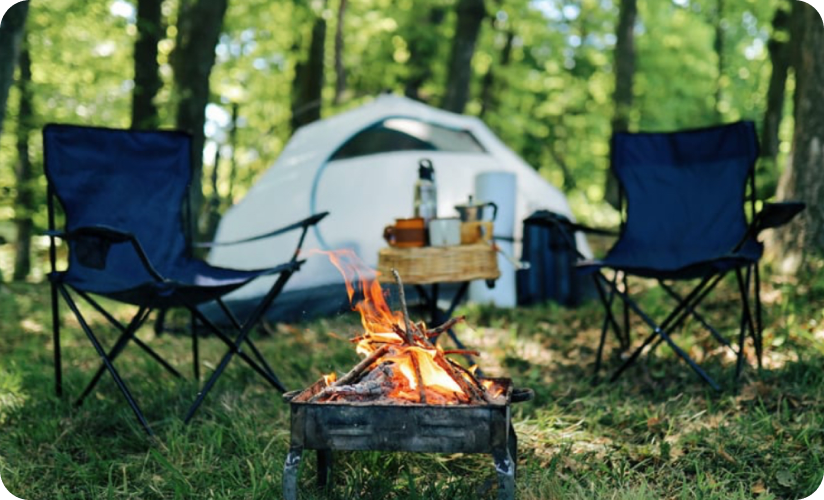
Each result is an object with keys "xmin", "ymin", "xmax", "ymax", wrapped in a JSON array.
[
  {"xmin": 290, "ymin": 2, "xmax": 327, "ymax": 133},
  {"xmin": 402, "ymin": 4, "xmax": 446, "ymax": 102},
  {"xmin": 760, "ymin": 2, "xmax": 791, "ymax": 164},
  {"xmin": 442, "ymin": 0, "xmax": 486, "ymax": 113},
  {"xmin": 0, "ymin": 1, "xmax": 29, "ymax": 136},
  {"xmin": 131, "ymin": 0, "xmax": 164, "ymax": 129},
  {"xmin": 770, "ymin": 2, "xmax": 824, "ymax": 273},
  {"xmin": 12, "ymin": 35, "xmax": 34, "ymax": 281},
  {"xmin": 333, "ymin": 0, "xmax": 347, "ymax": 104},
  {"xmin": 171, "ymin": 0, "xmax": 229, "ymax": 235},
  {"xmin": 606, "ymin": 0, "xmax": 637, "ymax": 207}
]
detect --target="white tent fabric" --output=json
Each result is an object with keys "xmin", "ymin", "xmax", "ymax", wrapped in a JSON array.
[{"xmin": 208, "ymin": 94, "xmax": 590, "ymax": 318}]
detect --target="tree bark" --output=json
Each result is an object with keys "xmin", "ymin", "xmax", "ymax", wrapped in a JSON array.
[
  {"xmin": 760, "ymin": 3, "xmax": 791, "ymax": 163},
  {"xmin": 441, "ymin": 0, "xmax": 486, "ymax": 114},
  {"xmin": 605, "ymin": 0, "xmax": 637, "ymax": 208},
  {"xmin": 13, "ymin": 39, "xmax": 33, "ymax": 281},
  {"xmin": 769, "ymin": 2, "xmax": 824, "ymax": 273},
  {"xmin": 333, "ymin": 0, "xmax": 347, "ymax": 104},
  {"xmin": 0, "ymin": 1, "xmax": 29, "ymax": 137},
  {"xmin": 131, "ymin": 0, "xmax": 164, "ymax": 129},
  {"xmin": 290, "ymin": 6, "xmax": 326, "ymax": 133},
  {"xmin": 479, "ymin": 28, "xmax": 513, "ymax": 118},
  {"xmin": 403, "ymin": 6, "xmax": 445, "ymax": 102},
  {"xmin": 171, "ymin": 0, "xmax": 229, "ymax": 236},
  {"xmin": 713, "ymin": 0, "xmax": 725, "ymax": 119}
]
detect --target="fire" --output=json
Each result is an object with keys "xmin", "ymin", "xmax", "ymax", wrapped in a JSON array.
[{"xmin": 314, "ymin": 249, "xmax": 498, "ymax": 405}]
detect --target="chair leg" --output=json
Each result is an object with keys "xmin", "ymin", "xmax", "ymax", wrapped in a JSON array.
[
  {"xmin": 603, "ymin": 273, "xmax": 723, "ymax": 389},
  {"xmin": 50, "ymin": 279, "xmax": 63, "ymax": 398},
  {"xmin": 216, "ymin": 299, "xmax": 278, "ymax": 381},
  {"xmin": 659, "ymin": 281, "xmax": 731, "ymax": 349},
  {"xmin": 621, "ymin": 273, "xmax": 631, "ymax": 349},
  {"xmin": 753, "ymin": 264, "xmax": 764, "ymax": 370},
  {"xmin": 734, "ymin": 267, "xmax": 758, "ymax": 382},
  {"xmin": 184, "ymin": 270, "xmax": 294, "ymax": 423},
  {"xmin": 592, "ymin": 274, "xmax": 620, "ymax": 378},
  {"xmin": 57, "ymin": 285, "xmax": 154, "ymax": 436},
  {"xmin": 191, "ymin": 310, "xmax": 200, "ymax": 381},
  {"xmin": 76, "ymin": 306, "xmax": 151, "ymax": 406}
]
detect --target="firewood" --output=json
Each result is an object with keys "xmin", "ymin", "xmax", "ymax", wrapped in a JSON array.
[
  {"xmin": 425, "ymin": 316, "xmax": 466, "ymax": 338},
  {"xmin": 430, "ymin": 353, "xmax": 483, "ymax": 404},
  {"xmin": 442, "ymin": 349, "xmax": 481, "ymax": 357},
  {"xmin": 309, "ymin": 345, "xmax": 391, "ymax": 402},
  {"xmin": 447, "ymin": 360, "xmax": 491, "ymax": 404}
]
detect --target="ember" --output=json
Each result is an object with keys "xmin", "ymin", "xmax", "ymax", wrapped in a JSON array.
[{"xmin": 316, "ymin": 250, "xmax": 504, "ymax": 405}]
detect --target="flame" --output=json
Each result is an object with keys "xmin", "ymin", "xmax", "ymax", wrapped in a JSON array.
[
  {"xmin": 323, "ymin": 372, "xmax": 337, "ymax": 386},
  {"xmin": 315, "ymin": 249, "xmax": 489, "ymax": 405}
]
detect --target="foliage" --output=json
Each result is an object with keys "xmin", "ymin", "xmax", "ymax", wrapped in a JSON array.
[
  {"xmin": 0, "ymin": 0, "xmax": 794, "ymax": 279},
  {"xmin": 0, "ymin": 269, "xmax": 822, "ymax": 498}
]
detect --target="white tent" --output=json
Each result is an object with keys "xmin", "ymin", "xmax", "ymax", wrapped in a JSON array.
[{"xmin": 207, "ymin": 94, "xmax": 590, "ymax": 320}]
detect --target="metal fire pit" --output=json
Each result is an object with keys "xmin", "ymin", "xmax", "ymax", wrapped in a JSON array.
[{"xmin": 282, "ymin": 377, "xmax": 532, "ymax": 500}]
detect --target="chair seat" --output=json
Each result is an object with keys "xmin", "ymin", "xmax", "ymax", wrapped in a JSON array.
[
  {"xmin": 57, "ymin": 259, "xmax": 297, "ymax": 308},
  {"xmin": 577, "ymin": 237, "xmax": 762, "ymax": 280}
]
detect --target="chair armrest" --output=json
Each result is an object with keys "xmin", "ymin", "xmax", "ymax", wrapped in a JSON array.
[
  {"xmin": 524, "ymin": 211, "xmax": 618, "ymax": 237},
  {"xmin": 46, "ymin": 225, "xmax": 166, "ymax": 281},
  {"xmin": 194, "ymin": 212, "xmax": 330, "ymax": 248},
  {"xmin": 753, "ymin": 202, "xmax": 806, "ymax": 232}
]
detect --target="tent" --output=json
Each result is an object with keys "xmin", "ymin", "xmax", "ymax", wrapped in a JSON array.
[{"xmin": 207, "ymin": 94, "xmax": 591, "ymax": 321}]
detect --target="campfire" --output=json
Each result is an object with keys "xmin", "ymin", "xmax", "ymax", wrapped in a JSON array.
[
  {"xmin": 282, "ymin": 251, "xmax": 532, "ymax": 500},
  {"xmin": 313, "ymin": 249, "xmax": 504, "ymax": 406}
]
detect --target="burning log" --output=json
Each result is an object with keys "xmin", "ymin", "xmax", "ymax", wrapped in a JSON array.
[
  {"xmin": 309, "ymin": 345, "xmax": 390, "ymax": 403},
  {"xmin": 424, "ymin": 315, "xmax": 466, "ymax": 339},
  {"xmin": 392, "ymin": 268, "xmax": 427, "ymax": 404}
]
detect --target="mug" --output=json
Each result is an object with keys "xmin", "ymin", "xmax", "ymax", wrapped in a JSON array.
[
  {"xmin": 428, "ymin": 218, "xmax": 461, "ymax": 247},
  {"xmin": 383, "ymin": 217, "xmax": 426, "ymax": 248},
  {"xmin": 460, "ymin": 220, "xmax": 494, "ymax": 244}
]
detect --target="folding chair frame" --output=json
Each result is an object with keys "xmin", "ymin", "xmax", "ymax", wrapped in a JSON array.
[{"xmin": 46, "ymin": 135, "xmax": 327, "ymax": 436}]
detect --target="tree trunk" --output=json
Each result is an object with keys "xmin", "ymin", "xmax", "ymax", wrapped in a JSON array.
[
  {"xmin": 403, "ymin": 6, "xmax": 445, "ymax": 102},
  {"xmin": 131, "ymin": 0, "xmax": 164, "ymax": 129},
  {"xmin": 605, "ymin": 0, "xmax": 637, "ymax": 208},
  {"xmin": 0, "ymin": 1, "xmax": 28, "ymax": 136},
  {"xmin": 479, "ymin": 28, "xmax": 514, "ymax": 118},
  {"xmin": 769, "ymin": 2, "xmax": 824, "ymax": 273},
  {"xmin": 291, "ymin": 6, "xmax": 326, "ymax": 133},
  {"xmin": 760, "ymin": 3, "xmax": 791, "ymax": 163},
  {"xmin": 713, "ymin": 0, "xmax": 725, "ymax": 119},
  {"xmin": 333, "ymin": 0, "xmax": 347, "ymax": 104},
  {"xmin": 13, "ymin": 40, "xmax": 33, "ymax": 281},
  {"xmin": 171, "ymin": 0, "xmax": 229, "ymax": 237},
  {"xmin": 441, "ymin": 0, "xmax": 486, "ymax": 114}
]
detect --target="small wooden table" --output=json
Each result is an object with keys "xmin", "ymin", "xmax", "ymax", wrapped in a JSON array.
[{"xmin": 377, "ymin": 244, "xmax": 499, "ymax": 364}]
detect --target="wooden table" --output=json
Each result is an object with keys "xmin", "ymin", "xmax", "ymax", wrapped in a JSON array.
[{"xmin": 377, "ymin": 244, "xmax": 500, "ymax": 366}]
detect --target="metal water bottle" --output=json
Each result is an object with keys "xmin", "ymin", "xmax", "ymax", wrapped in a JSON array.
[{"xmin": 413, "ymin": 159, "xmax": 437, "ymax": 224}]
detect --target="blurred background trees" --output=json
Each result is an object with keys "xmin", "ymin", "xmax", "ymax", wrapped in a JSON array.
[{"xmin": 0, "ymin": 0, "xmax": 821, "ymax": 281}]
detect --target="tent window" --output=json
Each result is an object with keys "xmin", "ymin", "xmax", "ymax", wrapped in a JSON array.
[{"xmin": 329, "ymin": 118, "xmax": 486, "ymax": 160}]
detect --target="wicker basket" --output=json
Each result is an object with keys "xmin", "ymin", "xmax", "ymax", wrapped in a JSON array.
[{"xmin": 377, "ymin": 244, "xmax": 500, "ymax": 285}]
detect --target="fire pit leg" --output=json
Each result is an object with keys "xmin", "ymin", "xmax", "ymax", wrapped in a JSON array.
[
  {"xmin": 317, "ymin": 449, "xmax": 333, "ymax": 488},
  {"xmin": 509, "ymin": 423, "xmax": 518, "ymax": 479},
  {"xmin": 283, "ymin": 446, "xmax": 303, "ymax": 500},
  {"xmin": 493, "ymin": 448, "xmax": 516, "ymax": 500}
]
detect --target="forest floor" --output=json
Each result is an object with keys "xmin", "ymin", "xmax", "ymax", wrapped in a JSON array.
[{"xmin": 0, "ymin": 270, "xmax": 822, "ymax": 499}]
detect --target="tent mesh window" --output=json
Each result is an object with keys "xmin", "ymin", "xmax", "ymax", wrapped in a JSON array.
[{"xmin": 330, "ymin": 118, "xmax": 486, "ymax": 160}]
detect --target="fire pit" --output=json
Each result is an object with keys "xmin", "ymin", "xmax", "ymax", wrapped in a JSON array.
[
  {"xmin": 283, "ymin": 377, "xmax": 533, "ymax": 500},
  {"xmin": 284, "ymin": 251, "xmax": 533, "ymax": 499}
]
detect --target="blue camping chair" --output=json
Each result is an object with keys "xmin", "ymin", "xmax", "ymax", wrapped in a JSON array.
[
  {"xmin": 44, "ymin": 124, "xmax": 328, "ymax": 435},
  {"xmin": 531, "ymin": 121, "xmax": 803, "ymax": 389}
]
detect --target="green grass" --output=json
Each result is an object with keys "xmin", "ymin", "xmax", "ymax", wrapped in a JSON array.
[{"xmin": 0, "ymin": 272, "xmax": 822, "ymax": 499}]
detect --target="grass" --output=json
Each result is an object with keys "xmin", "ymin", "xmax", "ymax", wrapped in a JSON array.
[{"xmin": 0, "ymin": 270, "xmax": 822, "ymax": 499}]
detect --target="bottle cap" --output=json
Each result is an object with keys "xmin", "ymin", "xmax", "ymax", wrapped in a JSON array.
[{"xmin": 418, "ymin": 159, "xmax": 434, "ymax": 180}]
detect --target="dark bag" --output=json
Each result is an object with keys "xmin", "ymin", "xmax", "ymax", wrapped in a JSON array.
[{"xmin": 517, "ymin": 210, "xmax": 579, "ymax": 307}]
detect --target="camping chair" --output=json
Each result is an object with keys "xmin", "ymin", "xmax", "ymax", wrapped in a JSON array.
[
  {"xmin": 44, "ymin": 124, "xmax": 328, "ymax": 435},
  {"xmin": 534, "ymin": 121, "xmax": 803, "ymax": 390}
]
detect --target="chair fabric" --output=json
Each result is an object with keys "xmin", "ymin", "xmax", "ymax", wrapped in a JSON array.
[
  {"xmin": 579, "ymin": 121, "xmax": 762, "ymax": 279},
  {"xmin": 577, "ymin": 120, "xmax": 769, "ymax": 389},
  {"xmin": 44, "ymin": 124, "xmax": 326, "ymax": 435}
]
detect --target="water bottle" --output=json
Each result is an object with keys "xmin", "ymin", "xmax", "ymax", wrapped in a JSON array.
[{"xmin": 413, "ymin": 159, "xmax": 437, "ymax": 224}]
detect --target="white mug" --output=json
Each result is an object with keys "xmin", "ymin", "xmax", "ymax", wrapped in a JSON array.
[{"xmin": 428, "ymin": 218, "xmax": 461, "ymax": 247}]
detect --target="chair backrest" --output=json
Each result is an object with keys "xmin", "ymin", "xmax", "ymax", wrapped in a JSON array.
[
  {"xmin": 43, "ymin": 124, "xmax": 193, "ymax": 286},
  {"xmin": 608, "ymin": 121, "xmax": 759, "ymax": 270}
]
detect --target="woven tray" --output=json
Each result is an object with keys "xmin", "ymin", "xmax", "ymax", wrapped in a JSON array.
[{"xmin": 377, "ymin": 244, "xmax": 500, "ymax": 285}]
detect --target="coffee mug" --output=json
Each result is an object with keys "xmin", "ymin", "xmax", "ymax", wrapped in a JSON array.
[
  {"xmin": 383, "ymin": 217, "xmax": 426, "ymax": 248},
  {"xmin": 460, "ymin": 220, "xmax": 494, "ymax": 244},
  {"xmin": 428, "ymin": 218, "xmax": 461, "ymax": 247}
]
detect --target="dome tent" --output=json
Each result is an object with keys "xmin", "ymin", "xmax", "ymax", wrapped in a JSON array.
[{"xmin": 206, "ymin": 94, "xmax": 590, "ymax": 321}]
